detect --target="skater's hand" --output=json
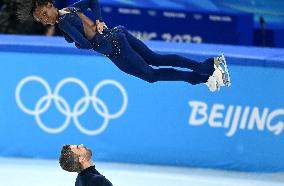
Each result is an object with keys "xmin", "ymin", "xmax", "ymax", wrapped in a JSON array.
[{"xmin": 96, "ymin": 20, "xmax": 107, "ymax": 34}]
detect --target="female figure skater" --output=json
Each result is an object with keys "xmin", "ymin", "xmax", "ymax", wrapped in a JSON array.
[{"xmin": 17, "ymin": 0, "xmax": 230, "ymax": 92}]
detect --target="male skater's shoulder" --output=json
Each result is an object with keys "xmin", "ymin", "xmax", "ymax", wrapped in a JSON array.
[{"xmin": 75, "ymin": 166, "xmax": 113, "ymax": 186}]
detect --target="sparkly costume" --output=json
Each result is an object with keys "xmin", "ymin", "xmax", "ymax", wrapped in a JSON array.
[{"xmin": 58, "ymin": 0, "xmax": 215, "ymax": 84}]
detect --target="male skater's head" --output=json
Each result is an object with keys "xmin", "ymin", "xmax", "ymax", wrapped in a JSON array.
[
  {"xmin": 59, "ymin": 144, "xmax": 113, "ymax": 186},
  {"xmin": 17, "ymin": 0, "xmax": 59, "ymax": 25},
  {"xmin": 59, "ymin": 144, "xmax": 93, "ymax": 173}
]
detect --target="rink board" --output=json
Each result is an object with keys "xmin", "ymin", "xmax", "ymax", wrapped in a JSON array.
[{"xmin": 0, "ymin": 35, "xmax": 283, "ymax": 172}]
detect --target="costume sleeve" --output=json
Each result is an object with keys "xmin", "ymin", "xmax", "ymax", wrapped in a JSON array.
[
  {"xmin": 87, "ymin": 175, "xmax": 112, "ymax": 186},
  {"xmin": 71, "ymin": 0, "xmax": 103, "ymax": 22},
  {"xmin": 61, "ymin": 31, "xmax": 74, "ymax": 43},
  {"xmin": 59, "ymin": 15, "xmax": 93, "ymax": 49}
]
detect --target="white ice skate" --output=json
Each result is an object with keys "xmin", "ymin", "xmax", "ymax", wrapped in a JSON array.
[
  {"xmin": 213, "ymin": 63, "xmax": 225, "ymax": 87},
  {"xmin": 205, "ymin": 75, "xmax": 220, "ymax": 92},
  {"xmin": 214, "ymin": 53, "xmax": 231, "ymax": 87}
]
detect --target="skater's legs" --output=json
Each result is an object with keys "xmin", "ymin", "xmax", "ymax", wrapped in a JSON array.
[
  {"xmin": 111, "ymin": 35, "xmax": 209, "ymax": 85},
  {"xmin": 121, "ymin": 27, "xmax": 214, "ymax": 75}
]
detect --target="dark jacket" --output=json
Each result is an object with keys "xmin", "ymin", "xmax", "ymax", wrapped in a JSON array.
[{"xmin": 75, "ymin": 166, "xmax": 113, "ymax": 186}]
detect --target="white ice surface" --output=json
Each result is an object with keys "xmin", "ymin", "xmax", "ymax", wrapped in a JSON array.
[{"xmin": 0, "ymin": 157, "xmax": 283, "ymax": 186}]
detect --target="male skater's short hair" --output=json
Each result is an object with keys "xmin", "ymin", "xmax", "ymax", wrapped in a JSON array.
[
  {"xmin": 59, "ymin": 145, "xmax": 81, "ymax": 172},
  {"xmin": 17, "ymin": 0, "xmax": 54, "ymax": 21}
]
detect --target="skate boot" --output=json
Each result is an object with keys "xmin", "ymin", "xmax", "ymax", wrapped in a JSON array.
[
  {"xmin": 213, "ymin": 60, "xmax": 225, "ymax": 87},
  {"xmin": 205, "ymin": 75, "xmax": 220, "ymax": 92}
]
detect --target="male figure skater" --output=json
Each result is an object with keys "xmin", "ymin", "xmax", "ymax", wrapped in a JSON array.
[{"xmin": 59, "ymin": 144, "xmax": 113, "ymax": 186}]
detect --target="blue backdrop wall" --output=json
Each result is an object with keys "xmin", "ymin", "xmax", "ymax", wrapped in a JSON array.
[
  {"xmin": 58, "ymin": 0, "xmax": 254, "ymax": 46},
  {"xmin": 0, "ymin": 35, "xmax": 283, "ymax": 172},
  {"xmin": 57, "ymin": 0, "xmax": 284, "ymax": 47}
]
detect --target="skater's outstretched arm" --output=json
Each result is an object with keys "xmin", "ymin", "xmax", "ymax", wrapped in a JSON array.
[
  {"xmin": 69, "ymin": 0, "xmax": 106, "ymax": 34},
  {"xmin": 70, "ymin": 0, "xmax": 103, "ymax": 22}
]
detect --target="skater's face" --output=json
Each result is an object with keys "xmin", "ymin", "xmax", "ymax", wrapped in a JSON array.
[
  {"xmin": 70, "ymin": 144, "xmax": 93, "ymax": 162},
  {"xmin": 33, "ymin": 2, "xmax": 58, "ymax": 25}
]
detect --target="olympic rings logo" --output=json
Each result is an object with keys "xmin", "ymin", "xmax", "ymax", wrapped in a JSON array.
[{"xmin": 15, "ymin": 76, "xmax": 128, "ymax": 135}]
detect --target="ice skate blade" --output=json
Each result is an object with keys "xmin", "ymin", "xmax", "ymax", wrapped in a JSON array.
[{"xmin": 221, "ymin": 53, "xmax": 231, "ymax": 87}]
